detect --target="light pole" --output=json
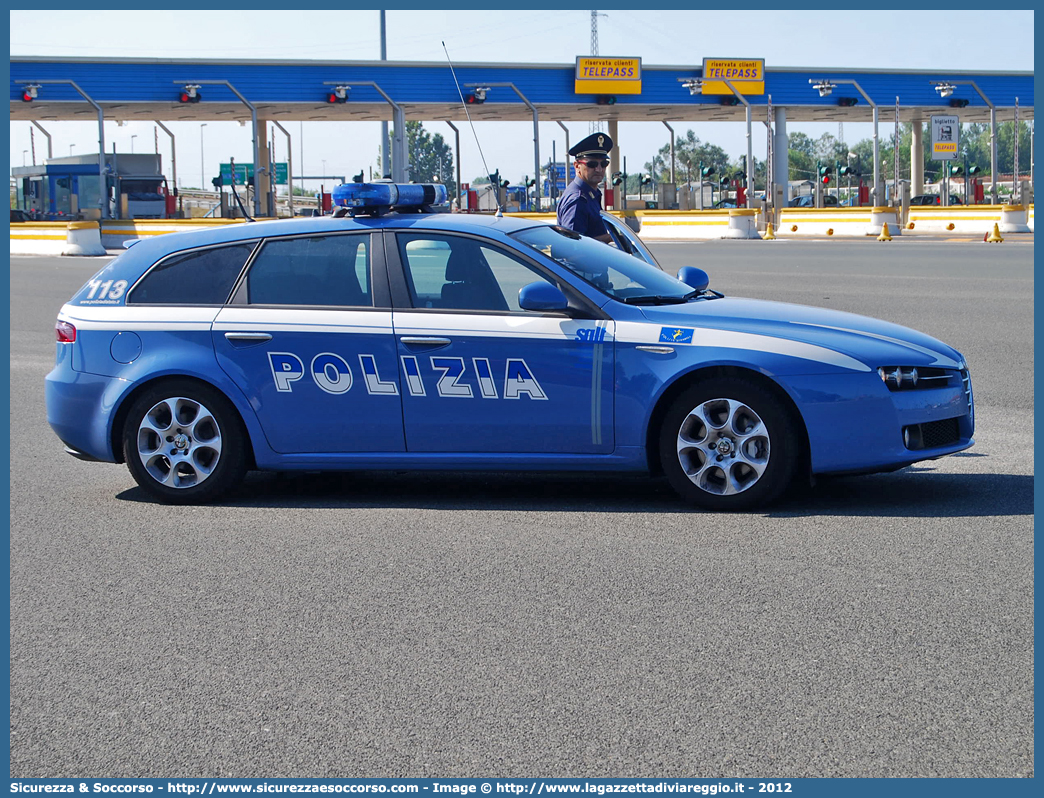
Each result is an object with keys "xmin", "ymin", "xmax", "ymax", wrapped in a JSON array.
[
  {"xmin": 22, "ymin": 149, "xmax": 28, "ymax": 166},
  {"xmin": 811, "ymin": 79, "xmax": 881, "ymax": 204},
  {"xmin": 69, "ymin": 144, "xmax": 75, "ymax": 156},
  {"xmin": 847, "ymin": 151, "xmax": 855, "ymax": 203},
  {"xmin": 464, "ymin": 82, "xmax": 543, "ymax": 207},
  {"xmin": 200, "ymin": 124, "xmax": 207, "ymax": 189},
  {"xmin": 324, "ymin": 80, "xmax": 407, "ymax": 182},
  {"xmin": 131, "ymin": 134, "xmax": 137, "ymax": 154},
  {"xmin": 322, "ymin": 160, "xmax": 327, "ymax": 179}
]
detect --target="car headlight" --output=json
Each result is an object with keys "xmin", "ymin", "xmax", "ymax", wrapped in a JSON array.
[{"xmin": 877, "ymin": 366, "xmax": 954, "ymax": 391}]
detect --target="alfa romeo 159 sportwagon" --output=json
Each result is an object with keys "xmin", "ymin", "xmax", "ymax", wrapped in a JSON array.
[{"xmin": 46, "ymin": 183, "xmax": 974, "ymax": 509}]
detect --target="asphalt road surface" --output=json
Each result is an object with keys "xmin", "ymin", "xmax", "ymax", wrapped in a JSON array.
[{"xmin": 8, "ymin": 236, "xmax": 1033, "ymax": 778}]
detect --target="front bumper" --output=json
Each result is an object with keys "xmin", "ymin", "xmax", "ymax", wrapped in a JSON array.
[{"xmin": 787, "ymin": 369, "xmax": 974, "ymax": 475}]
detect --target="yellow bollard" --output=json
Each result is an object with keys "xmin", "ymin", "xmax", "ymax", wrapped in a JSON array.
[
  {"xmin": 877, "ymin": 222, "xmax": 893, "ymax": 241},
  {"xmin": 763, "ymin": 222, "xmax": 776, "ymax": 240},
  {"xmin": 986, "ymin": 223, "xmax": 1004, "ymax": 243}
]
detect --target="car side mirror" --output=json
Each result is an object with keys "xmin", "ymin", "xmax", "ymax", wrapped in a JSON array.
[
  {"xmin": 519, "ymin": 282, "xmax": 569, "ymax": 312},
  {"xmin": 676, "ymin": 267, "xmax": 709, "ymax": 292}
]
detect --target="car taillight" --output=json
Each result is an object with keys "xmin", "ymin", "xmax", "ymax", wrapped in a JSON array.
[{"xmin": 55, "ymin": 320, "xmax": 77, "ymax": 343}]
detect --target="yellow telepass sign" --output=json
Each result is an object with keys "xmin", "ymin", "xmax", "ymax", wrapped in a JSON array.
[
  {"xmin": 575, "ymin": 57, "xmax": 642, "ymax": 95},
  {"xmin": 701, "ymin": 58, "xmax": 765, "ymax": 96}
]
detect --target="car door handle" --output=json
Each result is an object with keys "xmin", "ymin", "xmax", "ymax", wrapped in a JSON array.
[
  {"xmin": 224, "ymin": 332, "xmax": 273, "ymax": 343},
  {"xmin": 399, "ymin": 336, "xmax": 451, "ymax": 347}
]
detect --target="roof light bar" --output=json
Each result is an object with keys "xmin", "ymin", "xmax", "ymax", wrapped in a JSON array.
[{"xmin": 331, "ymin": 182, "xmax": 448, "ymax": 217}]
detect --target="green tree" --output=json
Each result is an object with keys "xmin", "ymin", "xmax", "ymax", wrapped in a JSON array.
[
  {"xmin": 383, "ymin": 121, "xmax": 456, "ymax": 197},
  {"xmin": 642, "ymin": 130, "xmax": 729, "ymax": 188}
]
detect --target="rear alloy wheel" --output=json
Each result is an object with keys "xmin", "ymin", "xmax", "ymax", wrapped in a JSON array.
[
  {"xmin": 659, "ymin": 378, "xmax": 799, "ymax": 510},
  {"xmin": 123, "ymin": 381, "xmax": 246, "ymax": 504}
]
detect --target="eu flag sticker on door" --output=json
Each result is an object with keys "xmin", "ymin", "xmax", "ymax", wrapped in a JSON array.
[{"xmin": 659, "ymin": 327, "xmax": 694, "ymax": 344}]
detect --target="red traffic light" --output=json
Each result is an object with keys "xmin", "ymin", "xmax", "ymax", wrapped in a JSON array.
[
  {"xmin": 465, "ymin": 93, "xmax": 484, "ymax": 105},
  {"xmin": 822, "ymin": 175, "xmax": 830, "ymax": 185},
  {"xmin": 179, "ymin": 90, "xmax": 202, "ymax": 104},
  {"xmin": 21, "ymin": 90, "xmax": 34, "ymax": 102},
  {"xmin": 326, "ymin": 86, "xmax": 349, "ymax": 103}
]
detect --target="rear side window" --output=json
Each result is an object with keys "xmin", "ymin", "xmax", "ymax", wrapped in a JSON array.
[
  {"xmin": 128, "ymin": 242, "xmax": 256, "ymax": 305},
  {"xmin": 246, "ymin": 234, "xmax": 372, "ymax": 307}
]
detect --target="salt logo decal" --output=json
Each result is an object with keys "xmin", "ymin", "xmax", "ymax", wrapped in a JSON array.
[{"xmin": 575, "ymin": 327, "xmax": 607, "ymax": 343}]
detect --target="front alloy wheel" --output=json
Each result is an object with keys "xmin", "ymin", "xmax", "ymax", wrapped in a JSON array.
[{"xmin": 659, "ymin": 379, "xmax": 799, "ymax": 510}]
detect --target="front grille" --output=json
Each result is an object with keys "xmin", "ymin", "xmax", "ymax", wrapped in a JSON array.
[
  {"xmin": 960, "ymin": 367, "xmax": 974, "ymax": 423},
  {"xmin": 903, "ymin": 417, "xmax": 961, "ymax": 450}
]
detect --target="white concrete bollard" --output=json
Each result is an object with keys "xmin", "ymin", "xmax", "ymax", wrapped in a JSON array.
[
  {"xmin": 866, "ymin": 207, "xmax": 901, "ymax": 236},
  {"xmin": 724, "ymin": 208, "xmax": 761, "ymax": 239},
  {"xmin": 998, "ymin": 204, "xmax": 1030, "ymax": 234},
  {"xmin": 62, "ymin": 221, "xmax": 107, "ymax": 256}
]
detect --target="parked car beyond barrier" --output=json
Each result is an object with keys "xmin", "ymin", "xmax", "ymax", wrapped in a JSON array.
[
  {"xmin": 788, "ymin": 195, "xmax": 839, "ymax": 207},
  {"xmin": 910, "ymin": 194, "xmax": 964, "ymax": 206}
]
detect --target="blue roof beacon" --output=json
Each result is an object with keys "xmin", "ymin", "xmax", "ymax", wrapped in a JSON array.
[{"xmin": 332, "ymin": 182, "xmax": 449, "ymax": 216}]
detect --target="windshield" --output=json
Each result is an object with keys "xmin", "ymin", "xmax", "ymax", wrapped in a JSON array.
[
  {"xmin": 511, "ymin": 225, "xmax": 691, "ymax": 303},
  {"xmin": 600, "ymin": 213, "xmax": 661, "ymax": 268}
]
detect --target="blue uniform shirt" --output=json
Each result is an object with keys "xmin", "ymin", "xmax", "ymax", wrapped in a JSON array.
[{"xmin": 557, "ymin": 177, "xmax": 608, "ymax": 239}]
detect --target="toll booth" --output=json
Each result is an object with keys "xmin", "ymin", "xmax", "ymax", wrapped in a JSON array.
[
  {"xmin": 504, "ymin": 185, "xmax": 533, "ymax": 212},
  {"xmin": 11, "ymin": 153, "xmax": 170, "ymax": 220}
]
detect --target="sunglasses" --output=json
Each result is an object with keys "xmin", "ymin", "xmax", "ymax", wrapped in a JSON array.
[{"xmin": 579, "ymin": 159, "xmax": 610, "ymax": 169}]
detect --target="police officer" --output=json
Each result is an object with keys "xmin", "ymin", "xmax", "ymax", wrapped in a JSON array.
[{"xmin": 557, "ymin": 132, "xmax": 613, "ymax": 243}]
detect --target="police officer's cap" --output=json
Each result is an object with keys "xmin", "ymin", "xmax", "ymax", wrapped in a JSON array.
[{"xmin": 569, "ymin": 132, "xmax": 614, "ymax": 159}]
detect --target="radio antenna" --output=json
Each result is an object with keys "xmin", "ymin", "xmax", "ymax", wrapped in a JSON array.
[{"xmin": 442, "ymin": 40, "xmax": 503, "ymax": 216}]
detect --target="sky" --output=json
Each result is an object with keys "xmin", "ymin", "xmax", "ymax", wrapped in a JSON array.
[{"xmin": 8, "ymin": 8, "xmax": 1036, "ymax": 191}]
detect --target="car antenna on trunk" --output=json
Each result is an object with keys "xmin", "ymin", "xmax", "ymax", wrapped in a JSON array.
[{"xmin": 443, "ymin": 41, "xmax": 503, "ymax": 217}]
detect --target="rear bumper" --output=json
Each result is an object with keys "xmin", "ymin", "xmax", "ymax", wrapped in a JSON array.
[{"xmin": 46, "ymin": 360, "xmax": 122, "ymax": 463}]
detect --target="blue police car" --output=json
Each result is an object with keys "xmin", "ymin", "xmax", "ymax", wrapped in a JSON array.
[{"xmin": 45, "ymin": 183, "xmax": 974, "ymax": 509}]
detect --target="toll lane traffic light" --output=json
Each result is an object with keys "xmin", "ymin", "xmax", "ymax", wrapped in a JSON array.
[
  {"xmin": 595, "ymin": 95, "xmax": 617, "ymax": 105},
  {"xmin": 327, "ymin": 86, "xmax": 349, "ymax": 103},
  {"xmin": 179, "ymin": 84, "xmax": 202, "ymax": 103},
  {"xmin": 21, "ymin": 84, "xmax": 39, "ymax": 102}
]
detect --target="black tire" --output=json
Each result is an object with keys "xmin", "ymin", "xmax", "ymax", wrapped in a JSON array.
[
  {"xmin": 658, "ymin": 378, "xmax": 800, "ymax": 511},
  {"xmin": 122, "ymin": 380, "xmax": 247, "ymax": 504}
]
